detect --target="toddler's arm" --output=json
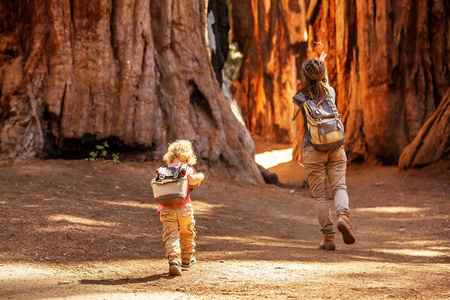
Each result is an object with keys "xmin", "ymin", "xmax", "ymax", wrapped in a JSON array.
[{"xmin": 188, "ymin": 173, "xmax": 204, "ymax": 186}]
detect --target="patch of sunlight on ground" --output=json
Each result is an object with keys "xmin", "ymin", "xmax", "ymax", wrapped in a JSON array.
[
  {"xmin": 385, "ymin": 240, "xmax": 435, "ymax": 246},
  {"xmin": 354, "ymin": 206, "xmax": 429, "ymax": 214},
  {"xmin": 384, "ymin": 241, "xmax": 449, "ymax": 250},
  {"xmin": 374, "ymin": 248, "xmax": 448, "ymax": 257},
  {"xmin": 0, "ymin": 262, "xmax": 186, "ymax": 300},
  {"xmin": 48, "ymin": 214, "xmax": 117, "ymax": 227},
  {"xmin": 255, "ymin": 148, "xmax": 293, "ymax": 169},
  {"xmin": 36, "ymin": 214, "xmax": 118, "ymax": 232},
  {"xmin": 94, "ymin": 199, "xmax": 157, "ymax": 209},
  {"xmin": 192, "ymin": 201, "xmax": 224, "ymax": 214},
  {"xmin": 0, "ymin": 263, "xmax": 57, "ymax": 279},
  {"xmin": 276, "ymin": 213, "xmax": 316, "ymax": 225},
  {"xmin": 429, "ymin": 246, "xmax": 450, "ymax": 251},
  {"xmin": 1, "ymin": 260, "xmax": 448, "ymax": 299},
  {"xmin": 62, "ymin": 292, "xmax": 187, "ymax": 300},
  {"xmin": 34, "ymin": 224, "xmax": 110, "ymax": 233}
]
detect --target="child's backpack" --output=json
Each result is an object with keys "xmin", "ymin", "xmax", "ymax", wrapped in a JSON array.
[
  {"xmin": 293, "ymin": 93, "xmax": 346, "ymax": 151},
  {"xmin": 152, "ymin": 164, "xmax": 191, "ymax": 206}
]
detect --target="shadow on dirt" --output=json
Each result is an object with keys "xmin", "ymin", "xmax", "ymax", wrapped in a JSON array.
[{"xmin": 79, "ymin": 272, "xmax": 171, "ymax": 285}]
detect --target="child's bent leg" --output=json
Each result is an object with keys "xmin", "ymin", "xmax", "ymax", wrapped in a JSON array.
[
  {"xmin": 178, "ymin": 206, "xmax": 196, "ymax": 260},
  {"xmin": 327, "ymin": 147, "xmax": 350, "ymax": 217},
  {"xmin": 303, "ymin": 147, "xmax": 334, "ymax": 234},
  {"xmin": 328, "ymin": 147, "xmax": 355, "ymax": 244},
  {"xmin": 160, "ymin": 208, "xmax": 181, "ymax": 265}
]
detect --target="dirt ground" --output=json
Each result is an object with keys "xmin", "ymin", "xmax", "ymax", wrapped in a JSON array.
[{"xmin": 0, "ymin": 142, "xmax": 449, "ymax": 299}]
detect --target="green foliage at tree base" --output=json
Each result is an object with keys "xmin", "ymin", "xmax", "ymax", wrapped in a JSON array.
[{"xmin": 86, "ymin": 141, "xmax": 120, "ymax": 163}]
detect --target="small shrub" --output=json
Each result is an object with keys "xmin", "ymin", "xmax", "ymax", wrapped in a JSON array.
[
  {"xmin": 112, "ymin": 153, "xmax": 120, "ymax": 164},
  {"xmin": 86, "ymin": 141, "xmax": 120, "ymax": 163}
]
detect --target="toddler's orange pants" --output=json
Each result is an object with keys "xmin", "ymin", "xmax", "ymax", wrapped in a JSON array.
[{"xmin": 159, "ymin": 206, "xmax": 196, "ymax": 264}]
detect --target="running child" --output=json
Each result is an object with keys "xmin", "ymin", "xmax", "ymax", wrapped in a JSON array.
[{"xmin": 151, "ymin": 140, "xmax": 204, "ymax": 276}]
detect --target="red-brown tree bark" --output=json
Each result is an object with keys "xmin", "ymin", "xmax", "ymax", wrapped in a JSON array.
[
  {"xmin": 0, "ymin": 0, "xmax": 264, "ymax": 183},
  {"xmin": 327, "ymin": 0, "xmax": 449, "ymax": 164},
  {"xmin": 398, "ymin": 88, "xmax": 450, "ymax": 169},
  {"xmin": 230, "ymin": 0, "xmax": 308, "ymax": 143},
  {"xmin": 233, "ymin": 0, "xmax": 449, "ymax": 165}
]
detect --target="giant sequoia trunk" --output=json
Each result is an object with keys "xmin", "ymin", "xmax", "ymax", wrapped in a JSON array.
[
  {"xmin": 398, "ymin": 88, "xmax": 450, "ymax": 169},
  {"xmin": 322, "ymin": 0, "xmax": 449, "ymax": 164},
  {"xmin": 230, "ymin": 0, "xmax": 308, "ymax": 143},
  {"xmin": 0, "ymin": 0, "xmax": 264, "ymax": 183},
  {"xmin": 232, "ymin": 0, "xmax": 449, "ymax": 164}
]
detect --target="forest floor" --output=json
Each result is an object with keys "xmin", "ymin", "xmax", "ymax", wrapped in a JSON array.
[{"xmin": 0, "ymin": 140, "xmax": 449, "ymax": 300}]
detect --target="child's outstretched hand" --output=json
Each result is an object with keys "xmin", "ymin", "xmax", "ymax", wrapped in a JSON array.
[
  {"xmin": 188, "ymin": 172, "xmax": 205, "ymax": 186},
  {"xmin": 319, "ymin": 52, "xmax": 327, "ymax": 61}
]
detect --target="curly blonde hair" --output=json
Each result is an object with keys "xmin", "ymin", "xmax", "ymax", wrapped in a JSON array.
[
  {"xmin": 163, "ymin": 140, "xmax": 198, "ymax": 165},
  {"xmin": 298, "ymin": 58, "xmax": 330, "ymax": 104}
]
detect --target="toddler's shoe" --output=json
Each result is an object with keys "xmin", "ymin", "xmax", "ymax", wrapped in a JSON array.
[
  {"xmin": 181, "ymin": 256, "xmax": 196, "ymax": 268},
  {"xmin": 169, "ymin": 260, "xmax": 182, "ymax": 276}
]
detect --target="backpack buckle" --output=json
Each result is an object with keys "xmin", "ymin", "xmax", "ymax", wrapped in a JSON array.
[
  {"xmin": 317, "ymin": 118, "xmax": 323, "ymax": 124},
  {"xmin": 159, "ymin": 172, "xmax": 165, "ymax": 180}
]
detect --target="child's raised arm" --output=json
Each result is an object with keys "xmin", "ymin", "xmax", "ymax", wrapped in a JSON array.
[{"xmin": 188, "ymin": 173, "xmax": 204, "ymax": 186}]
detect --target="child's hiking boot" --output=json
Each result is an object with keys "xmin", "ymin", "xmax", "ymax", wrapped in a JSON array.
[
  {"xmin": 337, "ymin": 215, "xmax": 355, "ymax": 244},
  {"xmin": 181, "ymin": 256, "xmax": 196, "ymax": 268},
  {"xmin": 319, "ymin": 233, "xmax": 336, "ymax": 250},
  {"xmin": 169, "ymin": 260, "xmax": 182, "ymax": 276}
]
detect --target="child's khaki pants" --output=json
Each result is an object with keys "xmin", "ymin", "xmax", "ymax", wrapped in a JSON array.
[
  {"xmin": 159, "ymin": 206, "xmax": 196, "ymax": 265},
  {"xmin": 303, "ymin": 145, "xmax": 350, "ymax": 234}
]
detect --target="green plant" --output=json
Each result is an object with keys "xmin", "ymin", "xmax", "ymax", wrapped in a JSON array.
[
  {"xmin": 86, "ymin": 141, "xmax": 120, "ymax": 163},
  {"xmin": 88, "ymin": 151, "xmax": 98, "ymax": 161},
  {"xmin": 112, "ymin": 152, "xmax": 120, "ymax": 163},
  {"xmin": 96, "ymin": 141, "xmax": 109, "ymax": 160}
]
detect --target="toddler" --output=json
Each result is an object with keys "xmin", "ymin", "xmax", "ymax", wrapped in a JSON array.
[{"xmin": 151, "ymin": 140, "xmax": 204, "ymax": 276}]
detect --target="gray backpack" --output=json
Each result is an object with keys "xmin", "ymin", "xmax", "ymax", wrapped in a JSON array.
[
  {"xmin": 293, "ymin": 93, "xmax": 346, "ymax": 151},
  {"xmin": 152, "ymin": 164, "xmax": 191, "ymax": 206}
]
